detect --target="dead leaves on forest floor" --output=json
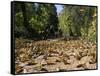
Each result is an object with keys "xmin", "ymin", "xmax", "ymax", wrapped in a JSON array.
[{"xmin": 15, "ymin": 38, "xmax": 97, "ymax": 74}]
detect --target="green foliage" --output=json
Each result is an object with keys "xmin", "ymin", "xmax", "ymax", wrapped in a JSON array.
[
  {"xmin": 14, "ymin": 2, "xmax": 97, "ymax": 42},
  {"xmin": 58, "ymin": 6, "xmax": 97, "ymax": 42},
  {"xmin": 14, "ymin": 3, "xmax": 58, "ymax": 39},
  {"xmin": 59, "ymin": 6, "xmax": 81, "ymax": 37},
  {"xmin": 88, "ymin": 7, "xmax": 97, "ymax": 43}
]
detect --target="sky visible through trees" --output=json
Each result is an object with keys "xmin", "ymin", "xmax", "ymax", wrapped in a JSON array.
[{"xmin": 55, "ymin": 5, "xmax": 63, "ymax": 15}]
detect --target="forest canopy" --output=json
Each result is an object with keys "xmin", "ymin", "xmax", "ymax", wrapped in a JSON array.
[{"xmin": 14, "ymin": 2, "xmax": 97, "ymax": 42}]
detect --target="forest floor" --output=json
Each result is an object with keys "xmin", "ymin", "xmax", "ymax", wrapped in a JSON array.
[{"xmin": 15, "ymin": 38, "xmax": 97, "ymax": 74}]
